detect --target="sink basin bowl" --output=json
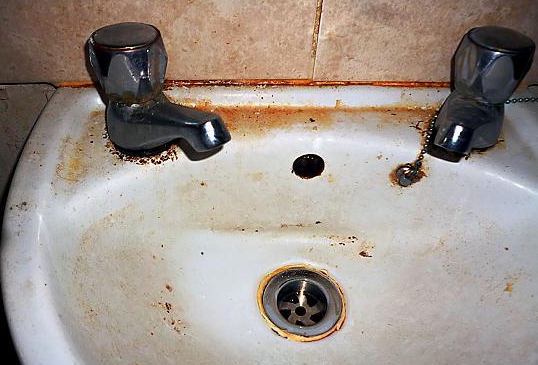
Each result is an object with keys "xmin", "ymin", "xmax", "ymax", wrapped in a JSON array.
[{"xmin": 2, "ymin": 84, "xmax": 538, "ymax": 364}]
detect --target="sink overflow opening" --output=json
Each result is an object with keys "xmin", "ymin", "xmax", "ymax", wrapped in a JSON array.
[{"xmin": 292, "ymin": 154, "xmax": 325, "ymax": 179}]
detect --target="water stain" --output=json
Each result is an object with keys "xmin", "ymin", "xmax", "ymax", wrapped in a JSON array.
[
  {"xmin": 167, "ymin": 95, "xmax": 439, "ymax": 139},
  {"xmin": 504, "ymin": 283, "xmax": 514, "ymax": 293},
  {"xmin": 56, "ymin": 110, "xmax": 105, "ymax": 183}
]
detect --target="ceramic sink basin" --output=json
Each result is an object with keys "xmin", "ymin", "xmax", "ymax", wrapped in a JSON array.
[{"xmin": 2, "ymin": 85, "xmax": 538, "ymax": 365}]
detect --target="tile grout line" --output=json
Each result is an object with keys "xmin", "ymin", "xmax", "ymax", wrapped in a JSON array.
[{"xmin": 309, "ymin": 0, "xmax": 324, "ymax": 80}]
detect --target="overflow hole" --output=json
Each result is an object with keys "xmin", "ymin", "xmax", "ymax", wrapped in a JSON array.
[{"xmin": 292, "ymin": 154, "xmax": 325, "ymax": 179}]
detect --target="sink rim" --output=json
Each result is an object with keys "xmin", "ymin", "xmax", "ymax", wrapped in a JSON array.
[{"xmin": 3, "ymin": 84, "xmax": 538, "ymax": 365}]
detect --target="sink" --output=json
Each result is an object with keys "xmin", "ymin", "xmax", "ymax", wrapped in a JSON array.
[{"xmin": 2, "ymin": 84, "xmax": 538, "ymax": 364}]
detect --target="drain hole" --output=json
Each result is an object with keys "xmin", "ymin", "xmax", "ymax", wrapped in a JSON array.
[
  {"xmin": 259, "ymin": 266, "xmax": 345, "ymax": 340},
  {"xmin": 277, "ymin": 282, "xmax": 327, "ymax": 327},
  {"xmin": 292, "ymin": 154, "xmax": 324, "ymax": 179}
]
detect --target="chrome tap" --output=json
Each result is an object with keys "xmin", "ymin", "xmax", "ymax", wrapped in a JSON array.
[
  {"xmin": 87, "ymin": 22, "xmax": 231, "ymax": 155},
  {"xmin": 430, "ymin": 26, "xmax": 535, "ymax": 161}
]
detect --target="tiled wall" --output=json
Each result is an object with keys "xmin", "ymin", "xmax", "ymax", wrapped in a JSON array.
[{"xmin": 1, "ymin": 0, "xmax": 537, "ymax": 84}]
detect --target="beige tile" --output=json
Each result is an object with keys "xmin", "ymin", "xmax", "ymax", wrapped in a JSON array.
[
  {"xmin": 0, "ymin": 84, "xmax": 55, "ymax": 199},
  {"xmin": 0, "ymin": 0, "xmax": 318, "ymax": 83},
  {"xmin": 314, "ymin": 0, "xmax": 538, "ymax": 83}
]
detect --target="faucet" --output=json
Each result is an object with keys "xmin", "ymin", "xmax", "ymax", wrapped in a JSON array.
[
  {"xmin": 429, "ymin": 26, "xmax": 535, "ymax": 162},
  {"xmin": 87, "ymin": 22, "xmax": 231, "ymax": 155}
]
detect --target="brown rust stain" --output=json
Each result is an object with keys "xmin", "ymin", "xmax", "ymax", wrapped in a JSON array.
[
  {"xmin": 249, "ymin": 172, "xmax": 265, "ymax": 182},
  {"xmin": 56, "ymin": 109, "xmax": 104, "ymax": 183},
  {"xmin": 164, "ymin": 80, "xmax": 450, "ymax": 89},
  {"xmin": 56, "ymin": 79, "xmax": 451, "ymax": 89},
  {"xmin": 464, "ymin": 134, "xmax": 507, "ymax": 160},
  {"xmin": 55, "ymin": 92, "xmax": 441, "ymax": 174},
  {"xmin": 152, "ymin": 301, "xmax": 186, "ymax": 334},
  {"xmin": 256, "ymin": 264, "xmax": 346, "ymax": 342},
  {"xmin": 280, "ymin": 223, "xmax": 309, "ymax": 229},
  {"xmin": 417, "ymin": 239, "xmax": 448, "ymax": 257},
  {"xmin": 389, "ymin": 163, "xmax": 427, "ymax": 187},
  {"xmin": 327, "ymin": 234, "xmax": 375, "ymax": 258},
  {"xmin": 167, "ymin": 100, "xmax": 439, "ymax": 139},
  {"xmin": 328, "ymin": 234, "xmax": 359, "ymax": 246},
  {"xmin": 106, "ymin": 139, "xmax": 181, "ymax": 165},
  {"xmin": 164, "ymin": 102, "xmax": 338, "ymax": 137},
  {"xmin": 504, "ymin": 283, "xmax": 514, "ymax": 292}
]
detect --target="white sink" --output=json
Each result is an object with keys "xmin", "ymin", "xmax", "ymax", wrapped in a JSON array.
[{"xmin": 2, "ymin": 85, "xmax": 538, "ymax": 365}]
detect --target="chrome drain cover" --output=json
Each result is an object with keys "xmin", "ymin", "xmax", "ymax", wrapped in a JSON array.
[{"xmin": 258, "ymin": 265, "xmax": 345, "ymax": 341}]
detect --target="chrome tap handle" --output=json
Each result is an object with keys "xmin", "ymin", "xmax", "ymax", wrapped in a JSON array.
[
  {"xmin": 453, "ymin": 26, "xmax": 535, "ymax": 104},
  {"xmin": 88, "ymin": 22, "xmax": 168, "ymax": 104}
]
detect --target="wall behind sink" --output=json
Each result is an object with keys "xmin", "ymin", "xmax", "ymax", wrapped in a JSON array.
[{"xmin": 0, "ymin": 0, "xmax": 537, "ymax": 84}]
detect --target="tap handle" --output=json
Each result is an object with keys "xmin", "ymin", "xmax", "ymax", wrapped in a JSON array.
[
  {"xmin": 88, "ymin": 22, "xmax": 168, "ymax": 104},
  {"xmin": 453, "ymin": 26, "xmax": 535, "ymax": 104}
]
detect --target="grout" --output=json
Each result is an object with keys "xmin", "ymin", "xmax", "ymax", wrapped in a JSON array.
[{"xmin": 309, "ymin": 0, "xmax": 324, "ymax": 80}]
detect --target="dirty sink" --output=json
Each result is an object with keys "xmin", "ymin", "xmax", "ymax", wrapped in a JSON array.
[{"xmin": 2, "ymin": 84, "xmax": 538, "ymax": 365}]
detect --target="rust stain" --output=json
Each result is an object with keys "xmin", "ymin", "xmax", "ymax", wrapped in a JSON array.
[
  {"xmin": 56, "ymin": 109, "xmax": 104, "ymax": 183},
  {"xmin": 106, "ymin": 138, "xmax": 181, "ymax": 165},
  {"xmin": 151, "ymin": 296, "xmax": 188, "ymax": 335},
  {"xmin": 56, "ymin": 79, "xmax": 451, "ymax": 89},
  {"xmin": 165, "ymin": 80, "xmax": 452, "ymax": 89},
  {"xmin": 327, "ymin": 235, "xmax": 375, "ymax": 258},
  {"xmin": 56, "ymin": 136, "xmax": 88, "ymax": 183},
  {"xmin": 165, "ymin": 80, "xmax": 451, "ymax": 88},
  {"xmin": 359, "ymin": 251, "xmax": 372, "ymax": 258},
  {"xmin": 504, "ymin": 283, "xmax": 514, "ymax": 292},
  {"xmin": 418, "ymin": 239, "xmax": 448, "ymax": 257},
  {"xmin": 249, "ymin": 172, "xmax": 265, "ymax": 182},
  {"xmin": 328, "ymin": 234, "xmax": 359, "ymax": 246},
  {"xmin": 55, "ymin": 89, "xmax": 441, "ymax": 173},
  {"xmin": 280, "ymin": 223, "xmax": 309, "ymax": 228},
  {"xmin": 359, "ymin": 241, "xmax": 375, "ymax": 257},
  {"xmin": 389, "ymin": 163, "xmax": 427, "ymax": 187},
  {"xmin": 464, "ymin": 134, "xmax": 507, "ymax": 160},
  {"xmin": 152, "ymin": 301, "xmax": 187, "ymax": 335},
  {"xmin": 172, "ymin": 97, "xmax": 213, "ymax": 109},
  {"xmin": 55, "ymin": 81, "xmax": 96, "ymax": 88},
  {"xmin": 165, "ymin": 284, "xmax": 173, "ymax": 293},
  {"xmin": 163, "ymin": 102, "xmax": 348, "ymax": 138},
  {"xmin": 256, "ymin": 264, "xmax": 346, "ymax": 342}
]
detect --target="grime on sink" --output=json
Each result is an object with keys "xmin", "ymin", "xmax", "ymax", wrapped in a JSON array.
[{"xmin": 55, "ymin": 101, "xmax": 439, "ymax": 185}]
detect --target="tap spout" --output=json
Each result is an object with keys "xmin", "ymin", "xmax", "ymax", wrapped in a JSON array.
[
  {"xmin": 107, "ymin": 92, "xmax": 231, "ymax": 153},
  {"xmin": 432, "ymin": 91, "xmax": 503, "ymax": 156}
]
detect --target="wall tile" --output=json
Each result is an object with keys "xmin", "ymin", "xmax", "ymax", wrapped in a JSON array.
[
  {"xmin": 0, "ymin": 84, "xmax": 55, "ymax": 201},
  {"xmin": 314, "ymin": 0, "xmax": 538, "ymax": 83},
  {"xmin": 0, "ymin": 0, "xmax": 318, "ymax": 83}
]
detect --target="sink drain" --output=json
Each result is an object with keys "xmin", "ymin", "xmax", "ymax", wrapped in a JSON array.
[{"xmin": 257, "ymin": 265, "xmax": 345, "ymax": 342}]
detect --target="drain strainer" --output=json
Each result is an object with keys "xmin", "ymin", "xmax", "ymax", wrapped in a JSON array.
[{"xmin": 257, "ymin": 265, "xmax": 345, "ymax": 342}]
